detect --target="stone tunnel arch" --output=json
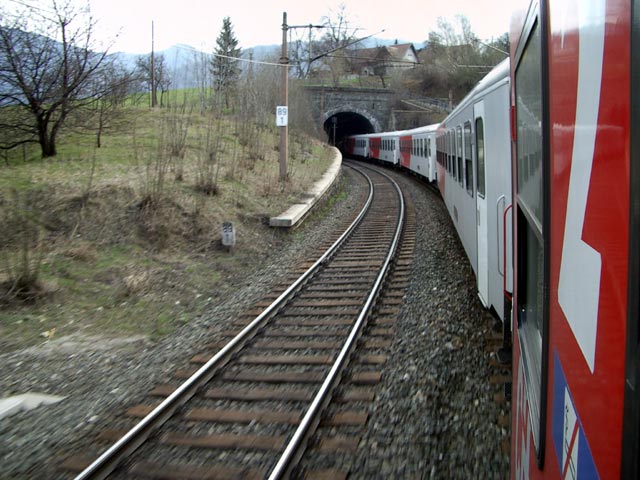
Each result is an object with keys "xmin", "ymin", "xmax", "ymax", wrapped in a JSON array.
[{"xmin": 322, "ymin": 106, "xmax": 381, "ymax": 147}]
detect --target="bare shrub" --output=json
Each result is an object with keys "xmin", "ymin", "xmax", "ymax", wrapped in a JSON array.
[
  {"xmin": 133, "ymin": 121, "xmax": 171, "ymax": 209},
  {"xmin": 163, "ymin": 100, "xmax": 193, "ymax": 181},
  {"xmin": 194, "ymin": 114, "xmax": 224, "ymax": 196},
  {"xmin": 59, "ymin": 240, "xmax": 98, "ymax": 263},
  {"xmin": 0, "ymin": 188, "xmax": 46, "ymax": 303},
  {"xmin": 116, "ymin": 269, "xmax": 150, "ymax": 298}
]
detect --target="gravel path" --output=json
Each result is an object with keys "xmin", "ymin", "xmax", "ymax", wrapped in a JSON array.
[{"xmin": 0, "ymin": 164, "xmax": 510, "ymax": 479}]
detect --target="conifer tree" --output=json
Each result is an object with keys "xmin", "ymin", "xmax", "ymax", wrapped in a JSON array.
[{"xmin": 211, "ymin": 17, "xmax": 241, "ymax": 109}]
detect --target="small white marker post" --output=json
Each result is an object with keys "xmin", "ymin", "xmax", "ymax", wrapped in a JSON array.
[{"xmin": 221, "ymin": 221, "xmax": 235, "ymax": 252}]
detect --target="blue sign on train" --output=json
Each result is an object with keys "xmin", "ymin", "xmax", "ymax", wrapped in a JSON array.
[{"xmin": 551, "ymin": 351, "xmax": 599, "ymax": 479}]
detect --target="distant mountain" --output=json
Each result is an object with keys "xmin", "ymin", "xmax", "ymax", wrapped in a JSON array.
[
  {"xmin": 106, "ymin": 38, "xmax": 424, "ymax": 90},
  {"xmin": 109, "ymin": 43, "xmax": 281, "ymax": 89}
]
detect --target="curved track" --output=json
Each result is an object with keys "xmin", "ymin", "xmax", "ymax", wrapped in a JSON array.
[{"xmin": 63, "ymin": 165, "xmax": 408, "ymax": 479}]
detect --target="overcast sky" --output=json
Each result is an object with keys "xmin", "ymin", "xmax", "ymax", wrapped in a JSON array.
[{"xmin": 13, "ymin": 0, "xmax": 513, "ymax": 54}]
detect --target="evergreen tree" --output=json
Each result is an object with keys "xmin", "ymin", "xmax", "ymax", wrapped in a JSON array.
[{"xmin": 211, "ymin": 17, "xmax": 241, "ymax": 108}]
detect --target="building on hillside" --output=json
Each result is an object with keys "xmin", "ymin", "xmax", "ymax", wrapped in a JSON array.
[{"xmin": 351, "ymin": 43, "xmax": 419, "ymax": 77}]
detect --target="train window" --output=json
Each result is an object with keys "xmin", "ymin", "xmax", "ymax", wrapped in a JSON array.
[
  {"xmin": 443, "ymin": 134, "xmax": 451, "ymax": 172},
  {"xmin": 448, "ymin": 131, "xmax": 454, "ymax": 175},
  {"xmin": 515, "ymin": 18, "xmax": 546, "ymax": 456},
  {"xmin": 451, "ymin": 131, "xmax": 455, "ymax": 174},
  {"xmin": 457, "ymin": 126, "xmax": 463, "ymax": 185},
  {"xmin": 464, "ymin": 122, "xmax": 473, "ymax": 196},
  {"xmin": 446, "ymin": 134, "xmax": 450, "ymax": 172},
  {"xmin": 428, "ymin": 138, "xmax": 432, "ymax": 158},
  {"xmin": 476, "ymin": 118, "xmax": 486, "ymax": 198}
]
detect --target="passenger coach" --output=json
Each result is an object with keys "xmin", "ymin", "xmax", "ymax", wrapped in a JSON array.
[
  {"xmin": 343, "ymin": 0, "xmax": 639, "ymax": 476},
  {"xmin": 509, "ymin": 0, "xmax": 639, "ymax": 478},
  {"xmin": 399, "ymin": 124, "xmax": 439, "ymax": 182},
  {"xmin": 436, "ymin": 58, "xmax": 513, "ymax": 324}
]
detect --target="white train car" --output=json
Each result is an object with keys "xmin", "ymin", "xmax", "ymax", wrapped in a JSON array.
[
  {"xmin": 367, "ymin": 130, "xmax": 403, "ymax": 166},
  {"xmin": 400, "ymin": 123, "xmax": 439, "ymax": 182},
  {"xmin": 435, "ymin": 58, "xmax": 512, "ymax": 320},
  {"xmin": 344, "ymin": 134, "xmax": 370, "ymax": 158}
]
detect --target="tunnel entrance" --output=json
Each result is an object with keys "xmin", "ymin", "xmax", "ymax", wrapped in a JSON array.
[{"xmin": 323, "ymin": 111, "xmax": 375, "ymax": 148}]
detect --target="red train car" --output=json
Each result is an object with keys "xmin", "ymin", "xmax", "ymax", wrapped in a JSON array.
[{"xmin": 509, "ymin": 0, "xmax": 639, "ymax": 478}]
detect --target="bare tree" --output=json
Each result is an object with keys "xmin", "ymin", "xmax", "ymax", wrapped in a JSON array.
[
  {"xmin": 136, "ymin": 53, "xmax": 172, "ymax": 108},
  {"xmin": 317, "ymin": 5, "xmax": 359, "ymax": 86},
  {"xmin": 0, "ymin": 0, "xmax": 111, "ymax": 158},
  {"xmin": 411, "ymin": 15, "xmax": 508, "ymax": 103},
  {"xmin": 86, "ymin": 61, "xmax": 136, "ymax": 148},
  {"xmin": 191, "ymin": 49, "xmax": 213, "ymax": 112}
]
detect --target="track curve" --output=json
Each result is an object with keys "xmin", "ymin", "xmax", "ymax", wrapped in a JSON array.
[{"xmin": 65, "ymin": 164, "xmax": 407, "ymax": 480}]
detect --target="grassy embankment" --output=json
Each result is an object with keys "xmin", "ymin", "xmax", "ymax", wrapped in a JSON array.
[{"xmin": 0, "ymin": 92, "xmax": 335, "ymax": 352}]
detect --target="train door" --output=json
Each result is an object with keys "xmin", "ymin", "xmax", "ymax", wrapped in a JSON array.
[
  {"xmin": 474, "ymin": 101, "xmax": 489, "ymax": 306},
  {"xmin": 623, "ymin": 1, "xmax": 640, "ymax": 474}
]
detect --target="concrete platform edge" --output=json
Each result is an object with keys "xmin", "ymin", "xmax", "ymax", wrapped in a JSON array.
[{"xmin": 269, "ymin": 147, "xmax": 343, "ymax": 228}]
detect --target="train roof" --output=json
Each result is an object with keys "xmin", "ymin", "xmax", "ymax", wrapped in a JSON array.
[
  {"xmin": 349, "ymin": 130, "xmax": 406, "ymax": 139},
  {"xmin": 402, "ymin": 123, "xmax": 440, "ymax": 135},
  {"xmin": 348, "ymin": 123, "xmax": 439, "ymax": 140}
]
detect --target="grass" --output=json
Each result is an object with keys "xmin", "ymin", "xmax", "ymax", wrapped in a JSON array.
[{"xmin": 0, "ymin": 102, "xmax": 335, "ymax": 352}]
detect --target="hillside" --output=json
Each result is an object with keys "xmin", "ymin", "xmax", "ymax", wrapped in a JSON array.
[{"xmin": 0, "ymin": 102, "xmax": 336, "ymax": 353}]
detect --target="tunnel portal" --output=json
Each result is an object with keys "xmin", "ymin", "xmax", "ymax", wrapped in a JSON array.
[{"xmin": 323, "ymin": 111, "xmax": 376, "ymax": 148}]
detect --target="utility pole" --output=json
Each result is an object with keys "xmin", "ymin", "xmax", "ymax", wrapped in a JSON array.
[
  {"xmin": 307, "ymin": 24, "xmax": 312, "ymax": 79},
  {"xmin": 277, "ymin": 17, "xmax": 326, "ymax": 182},
  {"xmin": 151, "ymin": 21, "xmax": 157, "ymax": 108},
  {"xmin": 279, "ymin": 12, "xmax": 289, "ymax": 183}
]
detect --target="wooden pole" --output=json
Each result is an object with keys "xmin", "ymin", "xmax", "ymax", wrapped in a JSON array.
[
  {"xmin": 151, "ymin": 21, "xmax": 157, "ymax": 108},
  {"xmin": 279, "ymin": 12, "xmax": 289, "ymax": 183}
]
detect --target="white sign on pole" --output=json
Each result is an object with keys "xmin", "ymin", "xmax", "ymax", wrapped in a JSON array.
[{"xmin": 276, "ymin": 106, "xmax": 288, "ymax": 127}]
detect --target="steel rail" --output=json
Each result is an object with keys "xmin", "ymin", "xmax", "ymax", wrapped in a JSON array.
[
  {"xmin": 268, "ymin": 165, "xmax": 406, "ymax": 479},
  {"xmin": 73, "ymin": 165, "xmax": 374, "ymax": 480}
]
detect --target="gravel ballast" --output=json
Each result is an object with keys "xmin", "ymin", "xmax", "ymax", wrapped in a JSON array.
[
  {"xmin": 0, "ymin": 164, "xmax": 510, "ymax": 479},
  {"xmin": 349, "ymin": 166, "xmax": 510, "ymax": 479}
]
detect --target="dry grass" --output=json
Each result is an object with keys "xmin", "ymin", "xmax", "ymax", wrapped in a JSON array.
[{"xmin": 0, "ymin": 105, "xmax": 335, "ymax": 351}]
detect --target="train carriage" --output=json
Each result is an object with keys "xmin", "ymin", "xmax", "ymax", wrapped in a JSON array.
[
  {"xmin": 341, "ymin": 3, "xmax": 639, "ymax": 474},
  {"xmin": 405, "ymin": 123, "xmax": 439, "ymax": 182},
  {"xmin": 345, "ymin": 134, "xmax": 370, "ymax": 158},
  {"xmin": 509, "ymin": 0, "xmax": 639, "ymax": 478},
  {"xmin": 368, "ymin": 131, "xmax": 402, "ymax": 166},
  {"xmin": 435, "ymin": 59, "xmax": 513, "ymax": 321}
]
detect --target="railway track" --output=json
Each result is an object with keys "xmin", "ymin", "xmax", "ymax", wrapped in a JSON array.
[{"xmin": 61, "ymin": 163, "xmax": 415, "ymax": 480}]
